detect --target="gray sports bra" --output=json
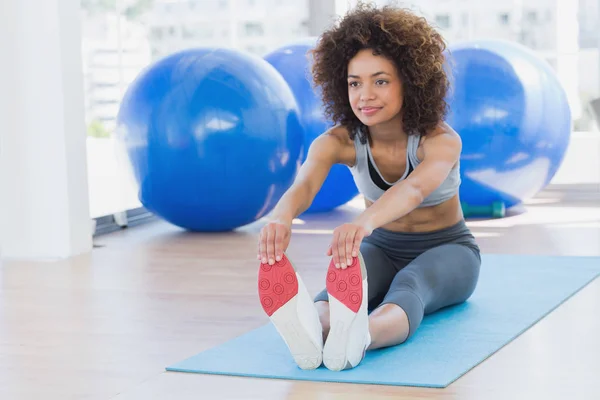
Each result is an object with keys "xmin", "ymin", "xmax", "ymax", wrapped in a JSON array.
[{"xmin": 348, "ymin": 133, "xmax": 461, "ymax": 207}]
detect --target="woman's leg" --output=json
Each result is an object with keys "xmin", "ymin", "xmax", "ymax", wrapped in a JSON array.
[
  {"xmin": 314, "ymin": 240, "xmax": 399, "ymax": 341},
  {"xmin": 367, "ymin": 303, "xmax": 410, "ymax": 349},
  {"xmin": 367, "ymin": 243, "xmax": 481, "ymax": 350}
]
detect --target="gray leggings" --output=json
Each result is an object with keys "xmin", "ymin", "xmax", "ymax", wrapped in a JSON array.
[{"xmin": 314, "ymin": 219, "xmax": 481, "ymax": 340}]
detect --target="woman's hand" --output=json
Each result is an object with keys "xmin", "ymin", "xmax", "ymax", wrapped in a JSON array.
[
  {"xmin": 258, "ymin": 219, "xmax": 292, "ymax": 265},
  {"xmin": 327, "ymin": 222, "xmax": 373, "ymax": 269}
]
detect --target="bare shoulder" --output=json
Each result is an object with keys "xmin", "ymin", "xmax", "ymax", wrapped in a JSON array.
[
  {"xmin": 310, "ymin": 125, "xmax": 356, "ymax": 166},
  {"xmin": 323, "ymin": 125, "xmax": 353, "ymax": 146},
  {"xmin": 422, "ymin": 123, "xmax": 461, "ymax": 153},
  {"xmin": 423, "ymin": 122, "xmax": 460, "ymax": 141}
]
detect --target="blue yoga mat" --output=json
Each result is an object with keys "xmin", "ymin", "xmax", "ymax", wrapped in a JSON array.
[{"xmin": 167, "ymin": 254, "xmax": 600, "ymax": 388}]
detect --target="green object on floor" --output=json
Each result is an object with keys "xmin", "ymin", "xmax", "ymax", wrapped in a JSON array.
[{"xmin": 461, "ymin": 201, "xmax": 506, "ymax": 218}]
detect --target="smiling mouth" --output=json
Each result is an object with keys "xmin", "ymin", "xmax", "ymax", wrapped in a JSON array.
[{"xmin": 360, "ymin": 107, "xmax": 382, "ymax": 114}]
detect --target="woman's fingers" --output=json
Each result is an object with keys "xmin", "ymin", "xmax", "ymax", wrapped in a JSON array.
[
  {"xmin": 274, "ymin": 224, "xmax": 288, "ymax": 262},
  {"xmin": 259, "ymin": 222, "xmax": 291, "ymax": 265}
]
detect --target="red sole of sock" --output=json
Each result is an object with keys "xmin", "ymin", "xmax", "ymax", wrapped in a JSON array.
[
  {"xmin": 326, "ymin": 257, "xmax": 363, "ymax": 313},
  {"xmin": 258, "ymin": 254, "xmax": 298, "ymax": 317}
]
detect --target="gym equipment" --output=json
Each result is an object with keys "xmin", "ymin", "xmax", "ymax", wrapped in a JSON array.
[
  {"xmin": 166, "ymin": 254, "xmax": 600, "ymax": 387},
  {"xmin": 265, "ymin": 38, "xmax": 359, "ymax": 213},
  {"xmin": 116, "ymin": 48, "xmax": 304, "ymax": 231},
  {"xmin": 461, "ymin": 201, "xmax": 506, "ymax": 218},
  {"xmin": 445, "ymin": 40, "xmax": 572, "ymax": 216}
]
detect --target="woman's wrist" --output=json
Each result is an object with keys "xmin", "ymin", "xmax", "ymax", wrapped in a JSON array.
[
  {"xmin": 353, "ymin": 214, "xmax": 376, "ymax": 233},
  {"xmin": 268, "ymin": 214, "xmax": 293, "ymax": 227}
]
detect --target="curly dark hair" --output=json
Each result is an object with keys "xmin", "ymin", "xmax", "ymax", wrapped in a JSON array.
[{"xmin": 310, "ymin": 2, "xmax": 450, "ymax": 143}]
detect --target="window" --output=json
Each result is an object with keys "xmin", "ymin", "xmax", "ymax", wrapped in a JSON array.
[
  {"xmin": 435, "ymin": 14, "xmax": 451, "ymax": 29},
  {"xmin": 526, "ymin": 11, "xmax": 538, "ymax": 23},
  {"xmin": 245, "ymin": 22, "xmax": 264, "ymax": 36}
]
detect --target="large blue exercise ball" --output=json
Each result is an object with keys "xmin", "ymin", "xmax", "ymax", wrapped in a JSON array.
[
  {"xmin": 265, "ymin": 38, "xmax": 359, "ymax": 213},
  {"xmin": 116, "ymin": 48, "xmax": 304, "ymax": 231},
  {"xmin": 445, "ymin": 39, "xmax": 571, "ymax": 209}
]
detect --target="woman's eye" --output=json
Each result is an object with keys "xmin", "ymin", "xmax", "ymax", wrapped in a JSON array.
[
  {"xmin": 376, "ymin": 80, "xmax": 388, "ymax": 85},
  {"xmin": 348, "ymin": 81, "xmax": 359, "ymax": 88}
]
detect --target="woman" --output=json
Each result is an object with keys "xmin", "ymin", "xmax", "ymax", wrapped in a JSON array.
[{"xmin": 257, "ymin": 3, "xmax": 481, "ymax": 372}]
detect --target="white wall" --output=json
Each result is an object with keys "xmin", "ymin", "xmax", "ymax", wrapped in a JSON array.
[
  {"xmin": 551, "ymin": 132, "xmax": 600, "ymax": 184},
  {"xmin": 0, "ymin": 0, "xmax": 93, "ymax": 260}
]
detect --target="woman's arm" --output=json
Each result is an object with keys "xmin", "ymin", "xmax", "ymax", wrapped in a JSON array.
[
  {"xmin": 269, "ymin": 131, "xmax": 346, "ymax": 224},
  {"xmin": 258, "ymin": 130, "xmax": 346, "ymax": 264},
  {"xmin": 354, "ymin": 129, "xmax": 462, "ymax": 231}
]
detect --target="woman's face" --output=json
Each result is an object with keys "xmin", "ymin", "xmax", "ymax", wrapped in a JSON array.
[{"xmin": 347, "ymin": 48, "xmax": 403, "ymax": 127}]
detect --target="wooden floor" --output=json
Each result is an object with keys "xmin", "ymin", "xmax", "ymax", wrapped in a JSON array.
[{"xmin": 1, "ymin": 183, "xmax": 599, "ymax": 400}]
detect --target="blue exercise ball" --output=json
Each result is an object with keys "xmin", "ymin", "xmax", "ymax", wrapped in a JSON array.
[
  {"xmin": 265, "ymin": 38, "xmax": 359, "ymax": 213},
  {"xmin": 445, "ymin": 40, "xmax": 571, "ymax": 209},
  {"xmin": 116, "ymin": 48, "xmax": 304, "ymax": 231}
]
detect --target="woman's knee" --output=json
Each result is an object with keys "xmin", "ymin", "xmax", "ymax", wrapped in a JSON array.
[
  {"xmin": 414, "ymin": 244, "xmax": 481, "ymax": 311},
  {"xmin": 453, "ymin": 246, "xmax": 481, "ymax": 301}
]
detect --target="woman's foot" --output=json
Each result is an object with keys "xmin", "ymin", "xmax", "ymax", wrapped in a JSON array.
[
  {"xmin": 323, "ymin": 252, "xmax": 370, "ymax": 371},
  {"xmin": 258, "ymin": 253, "xmax": 324, "ymax": 370}
]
